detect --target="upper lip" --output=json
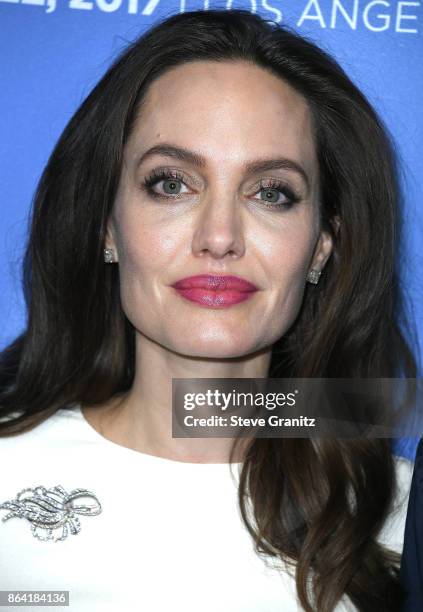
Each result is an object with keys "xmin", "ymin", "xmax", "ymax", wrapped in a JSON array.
[{"xmin": 172, "ymin": 274, "xmax": 258, "ymax": 292}]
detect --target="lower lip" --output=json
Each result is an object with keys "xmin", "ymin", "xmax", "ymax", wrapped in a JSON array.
[{"xmin": 173, "ymin": 288, "xmax": 256, "ymax": 308}]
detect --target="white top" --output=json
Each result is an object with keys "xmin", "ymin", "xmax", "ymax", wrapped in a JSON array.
[{"xmin": 0, "ymin": 404, "xmax": 414, "ymax": 612}]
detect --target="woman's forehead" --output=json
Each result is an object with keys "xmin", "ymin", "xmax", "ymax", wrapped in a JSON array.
[{"xmin": 127, "ymin": 60, "xmax": 317, "ymax": 179}]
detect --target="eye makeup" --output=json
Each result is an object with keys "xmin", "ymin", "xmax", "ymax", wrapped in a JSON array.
[{"xmin": 140, "ymin": 167, "xmax": 302, "ymax": 210}]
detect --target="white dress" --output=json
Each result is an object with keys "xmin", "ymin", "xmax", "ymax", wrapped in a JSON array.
[{"xmin": 0, "ymin": 404, "xmax": 414, "ymax": 611}]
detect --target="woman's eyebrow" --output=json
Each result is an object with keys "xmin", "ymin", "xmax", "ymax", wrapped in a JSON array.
[{"xmin": 136, "ymin": 143, "xmax": 310, "ymax": 191}]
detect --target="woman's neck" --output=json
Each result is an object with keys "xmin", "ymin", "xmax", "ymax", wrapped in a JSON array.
[{"xmin": 82, "ymin": 331, "xmax": 272, "ymax": 463}]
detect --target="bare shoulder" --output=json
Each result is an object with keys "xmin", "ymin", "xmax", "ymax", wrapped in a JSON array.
[{"xmin": 377, "ymin": 454, "xmax": 414, "ymax": 552}]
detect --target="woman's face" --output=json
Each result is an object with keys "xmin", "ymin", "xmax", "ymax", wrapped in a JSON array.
[{"xmin": 107, "ymin": 60, "xmax": 333, "ymax": 358}]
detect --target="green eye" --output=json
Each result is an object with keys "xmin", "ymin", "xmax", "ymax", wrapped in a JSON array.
[
  {"xmin": 260, "ymin": 188, "xmax": 280, "ymax": 203},
  {"xmin": 163, "ymin": 179, "xmax": 182, "ymax": 195},
  {"xmin": 142, "ymin": 169, "xmax": 188, "ymax": 200},
  {"xmin": 256, "ymin": 180, "xmax": 301, "ymax": 210}
]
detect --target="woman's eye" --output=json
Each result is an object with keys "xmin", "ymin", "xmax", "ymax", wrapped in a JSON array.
[
  {"xmin": 142, "ymin": 171, "xmax": 190, "ymax": 200},
  {"xmin": 160, "ymin": 178, "xmax": 186, "ymax": 195},
  {"xmin": 142, "ymin": 171, "xmax": 300, "ymax": 210},
  {"xmin": 258, "ymin": 187, "xmax": 288, "ymax": 206},
  {"xmin": 255, "ymin": 184, "xmax": 300, "ymax": 209}
]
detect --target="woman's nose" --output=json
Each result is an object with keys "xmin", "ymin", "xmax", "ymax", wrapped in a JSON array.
[{"xmin": 191, "ymin": 190, "xmax": 246, "ymax": 260}]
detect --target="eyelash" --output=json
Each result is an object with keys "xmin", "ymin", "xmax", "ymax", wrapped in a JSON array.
[{"xmin": 141, "ymin": 169, "xmax": 301, "ymax": 210}]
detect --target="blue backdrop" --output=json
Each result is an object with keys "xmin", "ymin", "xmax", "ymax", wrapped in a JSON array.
[{"xmin": 1, "ymin": 0, "xmax": 422, "ymax": 457}]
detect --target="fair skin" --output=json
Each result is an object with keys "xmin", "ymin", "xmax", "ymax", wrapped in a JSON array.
[{"xmin": 82, "ymin": 60, "xmax": 334, "ymax": 463}]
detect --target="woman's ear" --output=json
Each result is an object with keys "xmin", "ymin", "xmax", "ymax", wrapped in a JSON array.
[
  {"xmin": 104, "ymin": 217, "xmax": 119, "ymax": 263},
  {"xmin": 309, "ymin": 214, "xmax": 340, "ymax": 274},
  {"xmin": 309, "ymin": 228, "xmax": 334, "ymax": 274}
]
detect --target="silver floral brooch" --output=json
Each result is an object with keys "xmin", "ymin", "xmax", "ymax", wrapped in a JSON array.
[{"xmin": 0, "ymin": 485, "xmax": 102, "ymax": 542}]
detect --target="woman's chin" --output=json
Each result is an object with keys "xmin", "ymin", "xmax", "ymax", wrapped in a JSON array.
[{"xmin": 170, "ymin": 335, "xmax": 264, "ymax": 360}]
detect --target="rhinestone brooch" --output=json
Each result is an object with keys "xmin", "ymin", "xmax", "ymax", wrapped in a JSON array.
[{"xmin": 0, "ymin": 485, "xmax": 102, "ymax": 542}]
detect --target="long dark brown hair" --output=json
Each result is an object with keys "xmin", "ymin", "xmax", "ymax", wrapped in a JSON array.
[{"xmin": 0, "ymin": 9, "xmax": 419, "ymax": 611}]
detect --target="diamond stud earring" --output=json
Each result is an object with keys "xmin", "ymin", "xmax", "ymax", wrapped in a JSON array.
[
  {"xmin": 103, "ymin": 248, "xmax": 116, "ymax": 264},
  {"xmin": 307, "ymin": 269, "xmax": 321, "ymax": 284}
]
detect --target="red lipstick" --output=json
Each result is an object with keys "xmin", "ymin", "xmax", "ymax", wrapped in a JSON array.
[{"xmin": 172, "ymin": 274, "xmax": 258, "ymax": 308}]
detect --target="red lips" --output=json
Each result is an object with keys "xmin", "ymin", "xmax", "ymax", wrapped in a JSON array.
[
  {"xmin": 171, "ymin": 274, "xmax": 258, "ymax": 308},
  {"xmin": 172, "ymin": 274, "xmax": 258, "ymax": 291}
]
